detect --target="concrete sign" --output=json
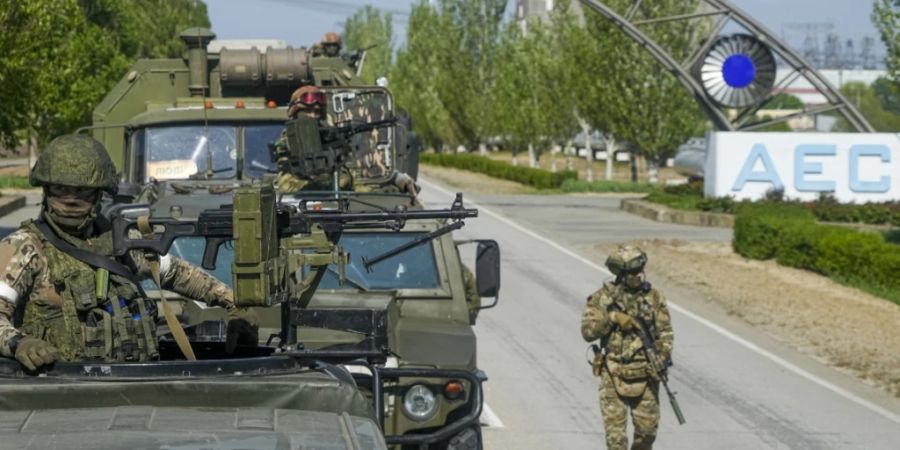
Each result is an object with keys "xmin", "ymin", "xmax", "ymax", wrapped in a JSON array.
[{"xmin": 705, "ymin": 132, "xmax": 900, "ymax": 202}]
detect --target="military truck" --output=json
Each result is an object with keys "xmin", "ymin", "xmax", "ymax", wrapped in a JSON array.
[
  {"xmin": 91, "ymin": 28, "xmax": 419, "ymax": 193},
  {"xmin": 84, "ymin": 28, "xmax": 497, "ymax": 449}
]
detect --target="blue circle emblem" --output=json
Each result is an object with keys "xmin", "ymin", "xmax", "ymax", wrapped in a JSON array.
[{"xmin": 722, "ymin": 54, "xmax": 756, "ymax": 88}]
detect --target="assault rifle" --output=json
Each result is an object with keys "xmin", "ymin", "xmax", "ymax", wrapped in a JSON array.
[{"xmin": 633, "ymin": 315, "xmax": 686, "ymax": 425}]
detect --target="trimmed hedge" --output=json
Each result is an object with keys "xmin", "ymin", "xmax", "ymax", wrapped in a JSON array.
[
  {"xmin": 560, "ymin": 179, "xmax": 656, "ymax": 193},
  {"xmin": 421, "ymin": 152, "xmax": 577, "ymax": 189},
  {"xmin": 733, "ymin": 203, "xmax": 900, "ymax": 304},
  {"xmin": 647, "ymin": 181, "xmax": 900, "ymax": 227}
]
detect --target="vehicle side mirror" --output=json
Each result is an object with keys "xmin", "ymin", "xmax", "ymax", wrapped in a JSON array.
[{"xmin": 475, "ymin": 239, "xmax": 500, "ymax": 309}]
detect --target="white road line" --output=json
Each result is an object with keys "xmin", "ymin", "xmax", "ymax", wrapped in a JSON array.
[
  {"xmin": 480, "ymin": 402, "xmax": 505, "ymax": 428},
  {"xmin": 421, "ymin": 178, "xmax": 900, "ymax": 426}
]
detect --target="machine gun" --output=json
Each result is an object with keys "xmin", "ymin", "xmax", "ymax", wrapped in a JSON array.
[
  {"xmin": 109, "ymin": 184, "xmax": 476, "ymax": 346},
  {"xmin": 278, "ymin": 113, "xmax": 396, "ymax": 184}
]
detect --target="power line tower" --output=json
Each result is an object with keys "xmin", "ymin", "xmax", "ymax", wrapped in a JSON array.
[
  {"xmin": 844, "ymin": 39, "xmax": 857, "ymax": 69},
  {"xmin": 784, "ymin": 22, "xmax": 835, "ymax": 69},
  {"xmin": 823, "ymin": 33, "xmax": 842, "ymax": 69},
  {"xmin": 861, "ymin": 37, "xmax": 878, "ymax": 69}
]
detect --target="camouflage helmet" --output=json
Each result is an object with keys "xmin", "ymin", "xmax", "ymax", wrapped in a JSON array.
[
  {"xmin": 605, "ymin": 244, "xmax": 647, "ymax": 276},
  {"xmin": 288, "ymin": 85, "xmax": 325, "ymax": 118},
  {"xmin": 30, "ymin": 134, "xmax": 118, "ymax": 194},
  {"xmin": 322, "ymin": 32, "xmax": 342, "ymax": 45}
]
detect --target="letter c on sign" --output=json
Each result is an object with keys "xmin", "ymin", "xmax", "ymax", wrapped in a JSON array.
[{"xmin": 849, "ymin": 145, "xmax": 891, "ymax": 193}]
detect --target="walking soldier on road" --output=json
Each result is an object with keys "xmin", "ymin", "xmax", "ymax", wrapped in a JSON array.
[
  {"xmin": 582, "ymin": 244, "xmax": 675, "ymax": 450},
  {"xmin": 0, "ymin": 135, "xmax": 257, "ymax": 371}
]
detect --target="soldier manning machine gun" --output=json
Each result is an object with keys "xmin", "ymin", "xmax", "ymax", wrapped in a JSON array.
[{"xmin": 275, "ymin": 113, "xmax": 398, "ymax": 190}]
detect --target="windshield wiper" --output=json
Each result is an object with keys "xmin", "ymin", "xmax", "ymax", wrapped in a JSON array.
[
  {"xmin": 327, "ymin": 265, "xmax": 369, "ymax": 291},
  {"xmin": 362, "ymin": 221, "xmax": 465, "ymax": 272}
]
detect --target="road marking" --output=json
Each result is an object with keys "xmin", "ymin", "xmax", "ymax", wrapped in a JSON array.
[
  {"xmin": 480, "ymin": 402, "xmax": 505, "ymax": 428},
  {"xmin": 421, "ymin": 178, "xmax": 900, "ymax": 426}
]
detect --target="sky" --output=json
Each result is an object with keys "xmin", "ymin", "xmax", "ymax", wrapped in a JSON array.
[{"xmin": 205, "ymin": 0, "xmax": 886, "ymax": 60}]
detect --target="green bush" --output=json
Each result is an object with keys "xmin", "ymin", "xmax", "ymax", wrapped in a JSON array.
[
  {"xmin": 421, "ymin": 152, "xmax": 577, "ymax": 189},
  {"xmin": 560, "ymin": 179, "xmax": 656, "ymax": 193},
  {"xmin": 733, "ymin": 204, "xmax": 900, "ymax": 304}
]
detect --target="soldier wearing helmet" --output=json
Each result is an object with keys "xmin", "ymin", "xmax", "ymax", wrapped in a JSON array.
[
  {"xmin": 310, "ymin": 32, "xmax": 342, "ymax": 58},
  {"xmin": 582, "ymin": 244, "xmax": 674, "ymax": 450},
  {"xmin": 0, "ymin": 135, "xmax": 258, "ymax": 371}
]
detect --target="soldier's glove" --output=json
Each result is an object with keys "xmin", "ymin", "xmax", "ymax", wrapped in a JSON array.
[
  {"xmin": 14, "ymin": 337, "xmax": 59, "ymax": 371},
  {"xmin": 225, "ymin": 307, "xmax": 260, "ymax": 354},
  {"xmin": 609, "ymin": 311, "xmax": 637, "ymax": 331}
]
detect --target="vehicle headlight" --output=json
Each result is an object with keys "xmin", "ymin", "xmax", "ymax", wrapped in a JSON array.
[{"xmin": 402, "ymin": 384, "xmax": 438, "ymax": 422}]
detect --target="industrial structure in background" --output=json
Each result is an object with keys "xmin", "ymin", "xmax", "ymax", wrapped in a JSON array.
[{"xmin": 519, "ymin": 0, "xmax": 886, "ymax": 110}]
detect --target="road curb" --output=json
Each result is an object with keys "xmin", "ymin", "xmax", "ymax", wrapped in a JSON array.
[
  {"xmin": 0, "ymin": 195, "xmax": 26, "ymax": 219},
  {"xmin": 620, "ymin": 199, "xmax": 734, "ymax": 228}
]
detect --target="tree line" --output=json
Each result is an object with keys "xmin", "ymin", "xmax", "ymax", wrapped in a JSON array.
[
  {"xmin": 348, "ymin": 0, "xmax": 900, "ymax": 179},
  {"xmin": 0, "ymin": 0, "xmax": 209, "ymax": 150}
]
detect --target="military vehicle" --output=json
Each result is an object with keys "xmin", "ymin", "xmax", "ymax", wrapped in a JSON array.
[
  {"xmin": 0, "ymin": 185, "xmax": 494, "ymax": 450},
  {"xmin": 75, "ymin": 27, "xmax": 498, "ymax": 449},
  {"xmin": 90, "ymin": 28, "xmax": 419, "ymax": 193}
]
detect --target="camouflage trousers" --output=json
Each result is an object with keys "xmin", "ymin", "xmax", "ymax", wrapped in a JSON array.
[{"xmin": 599, "ymin": 369, "xmax": 660, "ymax": 450}]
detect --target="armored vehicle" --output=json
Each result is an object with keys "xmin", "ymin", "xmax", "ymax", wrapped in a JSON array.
[{"xmin": 82, "ymin": 27, "xmax": 496, "ymax": 449}]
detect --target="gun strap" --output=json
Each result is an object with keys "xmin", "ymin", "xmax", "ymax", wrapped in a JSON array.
[
  {"xmin": 137, "ymin": 216, "xmax": 197, "ymax": 361},
  {"xmin": 33, "ymin": 219, "xmax": 147, "ymax": 297}
]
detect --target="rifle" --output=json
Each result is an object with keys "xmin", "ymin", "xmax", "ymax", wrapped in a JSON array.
[{"xmin": 632, "ymin": 314, "xmax": 686, "ymax": 425}]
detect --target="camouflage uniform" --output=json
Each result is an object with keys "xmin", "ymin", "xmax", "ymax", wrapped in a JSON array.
[
  {"xmin": 0, "ymin": 134, "xmax": 244, "ymax": 367},
  {"xmin": 462, "ymin": 265, "xmax": 480, "ymax": 324},
  {"xmin": 582, "ymin": 245, "xmax": 674, "ymax": 450},
  {"xmin": 0, "ymin": 221, "xmax": 233, "ymax": 362}
]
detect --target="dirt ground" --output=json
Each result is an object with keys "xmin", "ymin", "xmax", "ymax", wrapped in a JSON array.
[{"xmin": 423, "ymin": 163, "xmax": 900, "ymax": 398}]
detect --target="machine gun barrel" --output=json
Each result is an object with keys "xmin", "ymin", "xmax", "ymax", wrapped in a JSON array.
[{"xmin": 111, "ymin": 190, "xmax": 477, "ymax": 271}]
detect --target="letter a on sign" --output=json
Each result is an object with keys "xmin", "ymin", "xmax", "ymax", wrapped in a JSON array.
[{"xmin": 732, "ymin": 144, "xmax": 784, "ymax": 192}]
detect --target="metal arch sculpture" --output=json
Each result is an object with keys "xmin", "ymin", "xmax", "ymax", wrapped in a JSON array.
[{"xmin": 578, "ymin": 0, "xmax": 875, "ymax": 132}]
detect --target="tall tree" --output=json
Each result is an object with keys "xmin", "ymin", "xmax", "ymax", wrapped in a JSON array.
[
  {"xmin": 573, "ymin": 0, "xmax": 706, "ymax": 180},
  {"xmin": 392, "ymin": 0, "xmax": 506, "ymax": 150},
  {"xmin": 873, "ymin": 0, "xmax": 900, "ymax": 81},
  {"xmin": 0, "ymin": 0, "xmax": 211, "ymax": 147},
  {"xmin": 343, "ymin": 5, "xmax": 394, "ymax": 84},
  {"xmin": 834, "ymin": 81, "xmax": 900, "ymax": 132}
]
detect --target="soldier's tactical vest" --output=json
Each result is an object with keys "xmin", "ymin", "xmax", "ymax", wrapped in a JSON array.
[
  {"xmin": 19, "ymin": 221, "xmax": 158, "ymax": 362},
  {"xmin": 599, "ymin": 285, "xmax": 663, "ymax": 397}
]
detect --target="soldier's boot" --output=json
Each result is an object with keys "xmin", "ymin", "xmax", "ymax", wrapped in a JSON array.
[{"xmin": 631, "ymin": 430, "xmax": 657, "ymax": 450}]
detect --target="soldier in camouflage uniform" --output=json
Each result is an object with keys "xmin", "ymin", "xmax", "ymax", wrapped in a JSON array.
[
  {"xmin": 310, "ymin": 32, "xmax": 342, "ymax": 58},
  {"xmin": 582, "ymin": 245, "xmax": 674, "ymax": 450},
  {"xmin": 0, "ymin": 135, "xmax": 257, "ymax": 371},
  {"xmin": 274, "ymin": 84, "xmax": 418, "ymax": 196}
]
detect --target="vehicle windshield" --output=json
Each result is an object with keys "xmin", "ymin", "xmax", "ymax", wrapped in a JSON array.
[
  {"xmin": 319, "ymin": 232, "xmax": 440, "ymax": 290},
  {"xmin": 144, "ymin": 233, "xmax": 440, "ymax": 292},
  {"xmin": 134, "ymin": 124, "xmax": 283, "ymax": 181}
]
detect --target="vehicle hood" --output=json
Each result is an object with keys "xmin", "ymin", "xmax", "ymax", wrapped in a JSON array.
[{"xmin": 0, "ymin": 406, "xmax": 386, "ymax": 450}]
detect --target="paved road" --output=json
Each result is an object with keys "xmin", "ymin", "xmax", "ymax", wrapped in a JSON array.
[
  {"xmin": 3, "ymin": 181, "xmax": 900, "ymax": 449},
  {"xmin": 417, "ymin": 177, "xmax": 900, "ymax": 450}
]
